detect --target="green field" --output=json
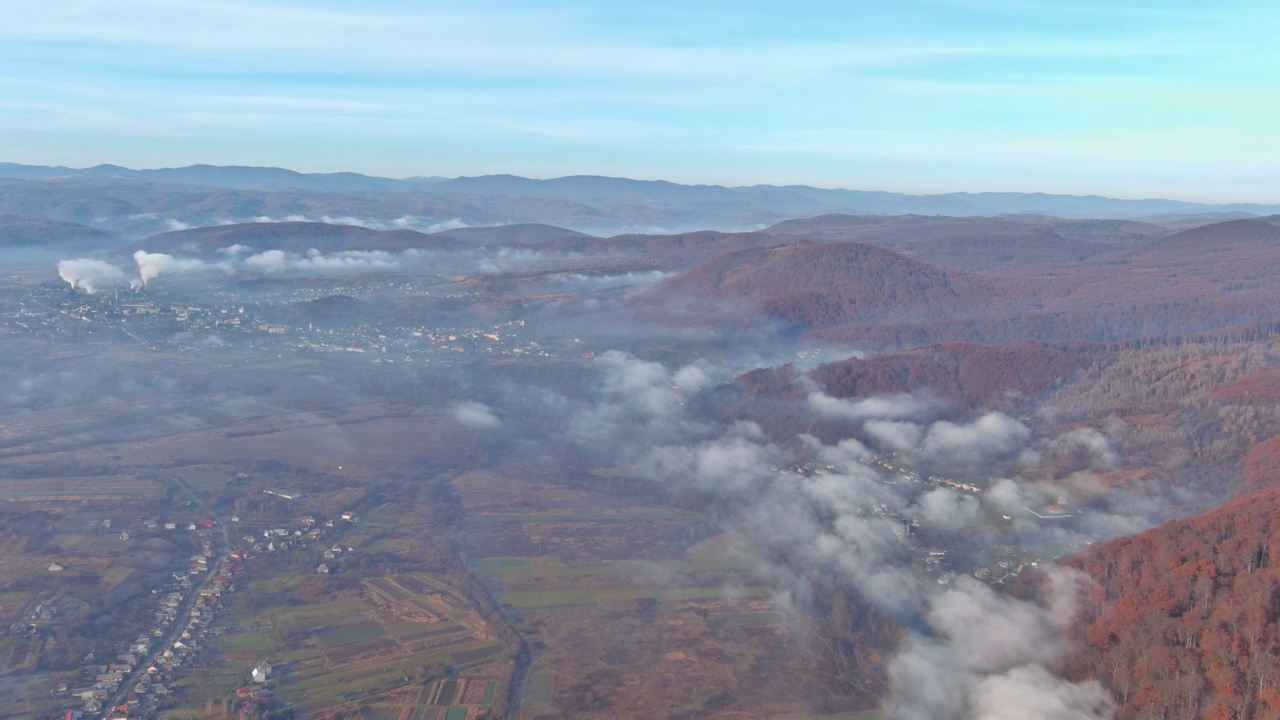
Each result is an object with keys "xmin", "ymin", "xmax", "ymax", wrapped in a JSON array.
[
  {"xmin": 315, "ymin": 619, "xmax": 388, "ymax": 647},
  {"xmin": 0, "ymin": 590, "xmax": 34, "ymax": 622},
  {"xmin": 522, "ymin": 672, "xmax": 554, "ymax": 706},
  {"xmin": 472, "ymin": 554, "xmax": 759, "ymax": 580},
  {"xmin": 0, "ymin": 476, "xmax": 163, "ymax": 499},
  {"xmin": 215, "ymin": 630, "xmax": 272, "ymax": 652},
  {"xmin": 499, "ymin": 585, "xmax": 771, "ymax": 608},
  {"xmin": 272, "ymin": 597, "xmax": 369, "ymax": 629},
  {"xmin": 384, "ymin": 620, "xmax": 461, "ymax": 642}
]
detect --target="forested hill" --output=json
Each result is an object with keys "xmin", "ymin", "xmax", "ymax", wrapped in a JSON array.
[{"xmin": 1067, "ymin": 485, "xmax": 1280, "ymax": 719}]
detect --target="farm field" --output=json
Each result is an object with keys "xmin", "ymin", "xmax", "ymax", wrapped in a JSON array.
[
  {"xmin": 455, "ymin": 466, "xmax": 878, "ymax": 719},
  {"xmin": 170, "ymin": 566, "xmax": 510, "ymax": 719},
  {"xmin": 0, "ymin": 476, "xmax": 163, "ymax": 501}
]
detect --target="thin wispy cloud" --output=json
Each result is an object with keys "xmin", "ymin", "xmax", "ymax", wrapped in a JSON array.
[{"xmin": 0, "ymin": 1, "xmax": 1275, "ymax": 200}]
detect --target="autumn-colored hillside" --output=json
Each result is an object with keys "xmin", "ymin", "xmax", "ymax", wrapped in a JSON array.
[
  {"xmin": 765, "ymin": 213, "xmax": 1167, "ymax": 270},
  {"xmin": 124, "ymin": 221, "xmax": 380, "ymax": 254},
  {"xmin": 1244, "ymin": 435, "xmax": 1280, "ymax": 491},
  {"xmin": 1121, "ymin": 218, "xmax": 1280, "ymax": 261},
  {"xmin": 810, "ymin": 341, "xmax": 1087, "ymax": 410},
  {"xmin": 662, "ymin": 241, "xmax": 1001, "ymax": 328},
  {"xmin": 647, "ymin": 218, "xmax": 1280, "ymax": 349},
  {"xmin": 433, "ymin": 222, "xmax": 594, "ymax": 244},
  {"xmin": 529, "ymin": 230, "xmax": 798, "ymax": 265},
  {"xmin": 695, "ymin": 341, "xmax": 1095, "ymax": 444},
  {"xmin": 1067, "ymin": 485, "xmax": 1280, "ymax": 720}
]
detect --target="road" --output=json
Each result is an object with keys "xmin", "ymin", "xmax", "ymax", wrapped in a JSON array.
[{"xmin": 97, "ymin": 472, "xmax": 230, "ymax": 719}]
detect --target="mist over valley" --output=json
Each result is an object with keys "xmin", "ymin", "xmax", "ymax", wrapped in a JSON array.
[{"xmin": 0, "ymin": 163, "xmax": 1278, "ymax": 720}]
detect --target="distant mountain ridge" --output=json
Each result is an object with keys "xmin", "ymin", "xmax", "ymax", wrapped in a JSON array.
[
  {"xmin": 0, "ymin": 213, "xmax": 118, "ymax": 249},
  {"xmin": 120, "ymin": 221, "xmax": 473, "ymax": 256},
  {"xmin": 648, "ymin": 217, "xmax": 1280, "ymax": 347},
  {"xmin": 764, "ymin": 214, "xmax": 1171, "ymax": 270},
  {"xmin": 2, "ymin": 162, "xmax": 1277, "ymax": 239}
]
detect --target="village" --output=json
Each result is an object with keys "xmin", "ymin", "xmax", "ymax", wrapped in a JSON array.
[
  {"xmin": 23, "ymin": 487, "xmax": 369, "ymax": 720},
  {"xmin": 2, "ymin": 281, "xmax": 574, "ymax": 362},
  {"xmin": 777, "ymin": 451, "xmax": 1083, "ymax": 589}
]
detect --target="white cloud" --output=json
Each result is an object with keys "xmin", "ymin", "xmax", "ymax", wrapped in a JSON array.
[
  {"xmin": 134, "ymin": 250, "xmax": 228, "ymax": 285},
  {"xmin": 453, "ymin": 401, "xmax": 499, "ymax": 429},
  {"xmin": 922, "ymin": 413, "xmax": 1031, "ymax": 465},
  {"xmin": 807, "ymin": 392, "xmax": 939, "ymax": 422},
  {"xmin": 242, "ymin": 249, "xmax": 399, "ymax": 273}
]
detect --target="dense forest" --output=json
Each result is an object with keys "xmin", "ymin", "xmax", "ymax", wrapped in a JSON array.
[{"xmin": 1068, "ymin": 486, "xmax": 1280, "ymax": 720}]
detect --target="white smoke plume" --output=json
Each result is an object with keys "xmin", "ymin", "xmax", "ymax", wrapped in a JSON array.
[{"xmin": 57, "ymin": 258, "xmax": 127, "ymax": 294}]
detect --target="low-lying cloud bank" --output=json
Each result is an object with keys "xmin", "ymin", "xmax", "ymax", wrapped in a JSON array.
[
  {"xmin": 54, "ymin": 243, "xmax": 564, "ymax": 292},
  {"xmin": 458, "ymin": 351, "xmax": 1162, "ymax": 718}
]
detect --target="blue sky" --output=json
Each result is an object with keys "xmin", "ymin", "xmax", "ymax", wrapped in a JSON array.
[{"xmin": 1, "ymin": 0, "xmax": 1276, "ymax": 202}]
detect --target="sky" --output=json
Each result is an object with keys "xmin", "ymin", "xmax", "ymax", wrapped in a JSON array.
[{"xmin": 1, "ymin": 0, "xmax": 1277, "ymax": 202}]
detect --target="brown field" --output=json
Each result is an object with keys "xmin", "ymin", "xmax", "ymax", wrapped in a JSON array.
[
  {"xmin": 326, "ymin": 637, "xmax": 400, "ymax": 667},
  {"xmin": 0, "ymin": 638, "xmax": 38, "ymax": 673},
  {"xmin": 455, "ymin": 462, "xmax": 875, "ymax": 719}
]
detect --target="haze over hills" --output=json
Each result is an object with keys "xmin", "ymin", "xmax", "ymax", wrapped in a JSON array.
[
  {"xmin": 119, "ymin": 221, "xmax": 468, "ymax": 256},
  {"xmin": 10, "ymin": 162, "xmax": 1280, "ymax": 720},
  {"xmin": 4, "ymin": 0, "xmax": 1278, "ymax": 715},
  {"xmin": 97, "ymin": 211, "xmax": 1280, "ymax": 352},
  {"xmin": 659, "ymin": 241, "xmax": 996, "ymax": 327},
  {"xmin": 765, "ymin": 214, "xmax": 1171, "ymax": 270},
  {"xmin": 0, "ymin": 213, "xmax": 118, "ymax": 249},
  {"xmin": 3, "ymin": 162, "xmax": 1279, "ymax": 240},
  {"xmin": 634, "ymin": 216, "xmax": 1280, "ymax": 349}
]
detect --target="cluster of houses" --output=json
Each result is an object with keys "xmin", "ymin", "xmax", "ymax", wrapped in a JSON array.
[
  {"xmin": 56, "ymin": 545, "xmax": 250, "ymax": 718},
  {"xmin": 14, "ymin": 601, "xmax": 58, "ymax": 637},
  {"xmin": 245, "ymin": 513, "xmax": 357, "ymax": 575},
  {"xmin": 44, "ymin": 509, "xmax": 359, "ymax": 717}
]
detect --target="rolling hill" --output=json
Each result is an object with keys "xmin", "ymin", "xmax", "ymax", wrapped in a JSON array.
[
  {"xmin": 122, "ymin": 221, "xmax": 473, "ymax": 255},
  {"xmin": 765, "ymin": 213, "xmax": 1169, "ymax": 270},
  {"xmin": 0, "ymin": 213, "xmax": 119, "ymax": 248},
  {"xmin": 658, "ymin": 241, "xmax": 1003, "ymax": 328}
]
